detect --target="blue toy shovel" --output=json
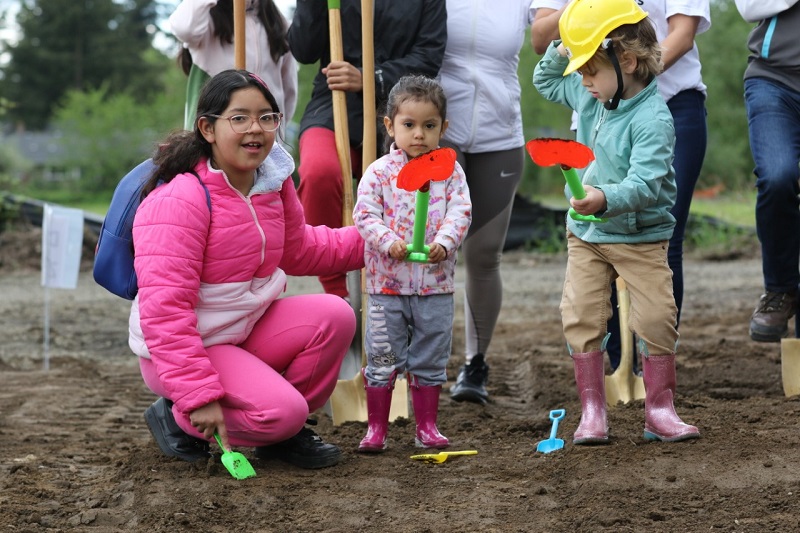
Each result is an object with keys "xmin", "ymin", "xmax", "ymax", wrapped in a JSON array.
[{"xmin": 536, "ymin": 409, "xmax": 566, "ymax": 454}]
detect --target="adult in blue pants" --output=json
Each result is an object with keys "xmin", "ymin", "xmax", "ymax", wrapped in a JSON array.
[{"xmin": 736, "ymin": 0, "xmax": 800, "ymax": 342}]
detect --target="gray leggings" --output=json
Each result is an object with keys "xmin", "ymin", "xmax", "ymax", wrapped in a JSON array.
[{"xmin": 443, "ymin": 143, "xmax": 524, "ymax": 361}]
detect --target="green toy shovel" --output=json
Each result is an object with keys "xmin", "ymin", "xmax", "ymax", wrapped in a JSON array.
[
  {"xmin": 526, "ymin": 138, "xmax": 607, "ymax": 223},
  {"xmin": 396, "ymin": 147, "xmax": 458, "ymax": 262},
  {"xmin": 214, "ymin": 433, "xmax": 256, "ymax": 480}
]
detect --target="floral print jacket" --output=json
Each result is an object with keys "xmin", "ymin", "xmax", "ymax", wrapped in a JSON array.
[{"xmin": 353, "ymin": 145, "xmax": 472, "ymax": 296}]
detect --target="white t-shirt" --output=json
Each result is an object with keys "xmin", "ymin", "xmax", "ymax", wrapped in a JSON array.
[{"xmin": 530, "ymin": 0, "xmax": 710, "ymax": 101}]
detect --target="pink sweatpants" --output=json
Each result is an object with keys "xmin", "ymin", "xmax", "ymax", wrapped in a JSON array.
[
  {"xmin": 297, "ymin": 127, "xmax": 362, "ymax": 297},
  {"xmin": 139, "ymin": 294, "xmax": 355, "ymax": 447}
]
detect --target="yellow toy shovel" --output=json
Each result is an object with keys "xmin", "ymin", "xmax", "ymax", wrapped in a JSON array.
[
  {"xmin": 410, "ymin": 450, "xmax": 478, "ymax": 464},
  {"xmin": 214, "ymin": 433, "xmax": 256, "ymax": 480}
]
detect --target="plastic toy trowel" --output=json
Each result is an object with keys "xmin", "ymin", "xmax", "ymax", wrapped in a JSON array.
[
  {"xmin": 214, "ymin": 433, "xmax": 256, "ymax": 480},
  {"xmin": 396, "ymin": 147, "xmax": 458, "ymax": 262},
  {"xmin": 536, "ymin": 409, "xmax": 566, "ymax": 454},
  {"xmin": 410, "ymin": 450, "xmax": 478, "ymax": 464}
]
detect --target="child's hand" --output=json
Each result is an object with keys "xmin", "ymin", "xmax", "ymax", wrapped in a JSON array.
[
  {"xmin": 190, "ymin": 401, "xmax": 226, "ymax": 446},
  {"xmin": 556, "ymin": 43, "xmax": 568, "ymax": 57},
  {"xmin": 570, "ymin": 185, "xmax": 607, "ymax": 216},
  {"xmin": 389, "ymin": 240, "xmax": 408, "ymax": 260},
  {"xmin": 427, "ymin": 243, "xmax": 447, "ymax": 263}
]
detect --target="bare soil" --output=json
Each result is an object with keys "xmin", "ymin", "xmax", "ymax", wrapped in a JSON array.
[{"xmin": 2, "ymin": 224, "xmax": 799, "ymax": 532}]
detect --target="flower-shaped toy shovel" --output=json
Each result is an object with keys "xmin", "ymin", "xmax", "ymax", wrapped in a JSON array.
[
  {"xmin": 526, "ymin": 138, "xmax": 606, "ymax": 223},
  {"xmin": 536, "ymin": 409, "xmax": 566, "ymax": 454},
  {"xmin": 214, "ymin": 433, "xmax": 256, "ymax": 480},
  {"xmin": 396, "ymin": 147, "xmax": 458, "ymax": 262}
]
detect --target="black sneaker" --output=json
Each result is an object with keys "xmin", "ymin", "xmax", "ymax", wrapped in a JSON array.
[
  {"xmin": 450, "ymin": 353, "xmax": 489, "ymax": 405},
  {"xmin": 750, "ymin": 291, "xmax": 798, "ymax": 342},
  {"xmin": 254, "ymin": 424, "xmax": 342, "ymax": 469},
  {"xmin": 144, "ymin": 398, "xmax": 210, "ymax": 463}
]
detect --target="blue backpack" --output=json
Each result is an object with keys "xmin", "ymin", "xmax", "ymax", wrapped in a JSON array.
[{"xmin": 93, "ymin": 159, "xmax": 210, "ymax": 299}]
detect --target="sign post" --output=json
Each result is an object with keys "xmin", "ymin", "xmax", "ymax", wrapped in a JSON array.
[{"xmin": 41, "ymin": 204, "xmax": 84, "ymax": 371}]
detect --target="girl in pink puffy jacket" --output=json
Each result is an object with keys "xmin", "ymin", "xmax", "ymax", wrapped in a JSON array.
[{"xmin": 133, "ymin": 70, "xmax": 364, "ymax": 469}]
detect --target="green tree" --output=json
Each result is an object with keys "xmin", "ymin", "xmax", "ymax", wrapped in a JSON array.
[
  {"xmin": 695, "ymin": 1, "xmax": 754, "ymax": 190},
  {"xmin": 54, "ymin": 48, "xmax": 185, "ymax": 193},
  {"xmin": 0, "ymin": 0, "xmax": 164, "ymax": 130}
]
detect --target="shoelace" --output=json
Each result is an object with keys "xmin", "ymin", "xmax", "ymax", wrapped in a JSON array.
[{"xmin": 759, "ymin": 292, "xmax": 790, "ymax": 312}]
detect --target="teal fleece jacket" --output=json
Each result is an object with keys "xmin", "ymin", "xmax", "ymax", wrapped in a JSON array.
[{"xmin": 533, "ymin": 41, "xmax": 677, "ymax": 244}]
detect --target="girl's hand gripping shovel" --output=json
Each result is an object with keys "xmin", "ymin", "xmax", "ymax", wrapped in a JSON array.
[
  {"xmin": 214, "ymin": 433, "xmax": 256, "ymax": 480},
  {"xmin": 396, "ymin": 147, "xmax": 458, "ymax": 262},
  {"xmin": 526, "ymin": 138, "xmax": 606, "ymax": 223},
  {"xmin": 536, "ymin": 409, "xmax": 566, "ymax": 454}
]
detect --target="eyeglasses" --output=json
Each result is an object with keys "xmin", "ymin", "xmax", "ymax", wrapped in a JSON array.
[{"xmin": 208, "ymin": 112, "xmax": 282, "ymax": 133}]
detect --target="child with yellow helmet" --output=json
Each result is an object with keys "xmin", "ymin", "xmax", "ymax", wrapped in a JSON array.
[{"xmin": 533, "ymin": 0, "xmax": 700, "ymax": 444}]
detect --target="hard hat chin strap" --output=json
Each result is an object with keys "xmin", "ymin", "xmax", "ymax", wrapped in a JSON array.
[{"xmin": 604, "ymin": 41, "xmax": 623, "ymax": 111}]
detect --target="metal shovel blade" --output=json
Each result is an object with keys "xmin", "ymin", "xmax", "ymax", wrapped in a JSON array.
[
  {"xmin": 605, "ymin": 278, "xmax": 645, "ymax": 406},
  {"xmin": 329, "ymin": 372, "xmax": 409, "ymax": 426},
  {"xmin": 410, "ymin": 450, "xmax": 478, "ymax": 464},
  {"xmin": 536, "ymin": 409, "xmax": 566, "ymax": 454},
  {"xmin": 781, "ymin": 338, "xmax": 800, "ymax": 397},
  {"xmin": 214, "ymin": 434, "xmax": 256, "ymax": 480}
]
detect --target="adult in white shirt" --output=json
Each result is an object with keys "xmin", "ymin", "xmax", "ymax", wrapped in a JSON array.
[
  {"xmin": 530, "ymin": 0, "xmax": 710, "ymax": 370},
  {"xmin": 169, "ymin": 0, "xmax": 298, "ymax": 131},
  {"xmin": 444, "ymin": 0, "xmax": 535, "ymax": 405}
]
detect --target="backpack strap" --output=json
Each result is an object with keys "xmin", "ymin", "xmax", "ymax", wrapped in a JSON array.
[{"xmin": 189, "ymin": 170, "xmax": 212, "ymax": 212}]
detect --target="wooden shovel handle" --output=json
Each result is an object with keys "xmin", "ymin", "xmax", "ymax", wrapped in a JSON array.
[
  {"xmin": 361, "ymin": 0, "xmax": 376, "ymax": 173},
  {"xmin": 233, "ymin": 0, "xmax": 246, "ymax": 69},
  {"xmin": 328, "ymin": 2, "xmax": 354, "ymax": 227}
]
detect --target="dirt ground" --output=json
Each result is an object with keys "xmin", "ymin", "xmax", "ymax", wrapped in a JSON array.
[{"xmin": 1, "ymin": 224, "xmax": 799, "ymax": 532}]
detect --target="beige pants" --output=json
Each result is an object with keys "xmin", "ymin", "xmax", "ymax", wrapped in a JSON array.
[{"xmin": 560, "ymin": 232, "xmax": 679, "ymax": 356}]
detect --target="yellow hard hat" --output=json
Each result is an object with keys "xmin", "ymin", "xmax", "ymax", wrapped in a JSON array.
[{"xmin": 559, "ymin": 0, "xmax": 648, "ymax": 75}]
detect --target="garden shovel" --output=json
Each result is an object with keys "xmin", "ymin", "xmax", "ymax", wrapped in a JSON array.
[
  {"xmin": 525, "ymin": 138, "xmax": 606, "ymax": 223},
  {"xmin": 327, "ymin": 0, "xmax": 409, "ymax": 425},
  {"xmin": 781, "ymin": 314, "xmax": 800, "ymax": 397},
  {"xmin": 605, "ymin": 278, "xmax": 645, "ymax": 406},
  {"xmin": 214, "ymin": 433, "xmax": 256, "ymax": 480},
  {"xmin": 536, "ymin": 409, "xmax": 566, "ymax": 453}
]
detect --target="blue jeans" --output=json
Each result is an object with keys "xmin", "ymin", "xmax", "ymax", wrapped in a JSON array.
[
  {"xmin": 607, "ymin": 89, "xmax": 708, "ymax": 369},
  {"xmin": 744, "ymin": 77, "xmax": 800, "ymax": 294}
]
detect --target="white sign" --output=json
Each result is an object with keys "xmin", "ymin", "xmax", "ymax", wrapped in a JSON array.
[{"xmin": 41, "ymin": 204, "xmax": 84, "ymax": 290}]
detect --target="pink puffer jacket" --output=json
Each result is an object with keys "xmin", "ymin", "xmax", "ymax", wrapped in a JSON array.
[{"xmin": 128, "ymin": 145, "xmax": 364, "ymax": 413}]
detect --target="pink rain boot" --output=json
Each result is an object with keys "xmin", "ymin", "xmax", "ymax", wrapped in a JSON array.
[
  {"xmin": 572, "ymin": 351, "xmax": 609, "ymax": 444},
  {"xmin": 642, "ymin": 354, "xmax": 700, "ymax": 442},
  {"xmin": 358, "ymin": 371, "xmax": 395, "ymax": 453},
  {"xmin": 409, "ymin": 374, "xmax": 449, "ymax": 449}
]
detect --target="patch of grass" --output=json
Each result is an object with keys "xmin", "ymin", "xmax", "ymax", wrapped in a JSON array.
[
  {"xmin": 689, "ymin": 190, "xmax": 756, "ymax": 228},
  {"xmin": 684, "ymin": 214, "xmax": 758, "ymax": 260},
  {"xmin": 526, "ymin": 190, "xmax": 759, "ymax": 256}
]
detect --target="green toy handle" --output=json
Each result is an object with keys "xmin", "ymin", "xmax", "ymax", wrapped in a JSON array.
[
  {"xmin": 406, "ymin": 186, "xmax": 431, "ymax": 263},
  {"xmin": 561, "ymin": 165, "xmax": 606, "ymax": 223},
  {"xmin": 214, "ymin": 433, "xmax": 228, "ymax": 452}
]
